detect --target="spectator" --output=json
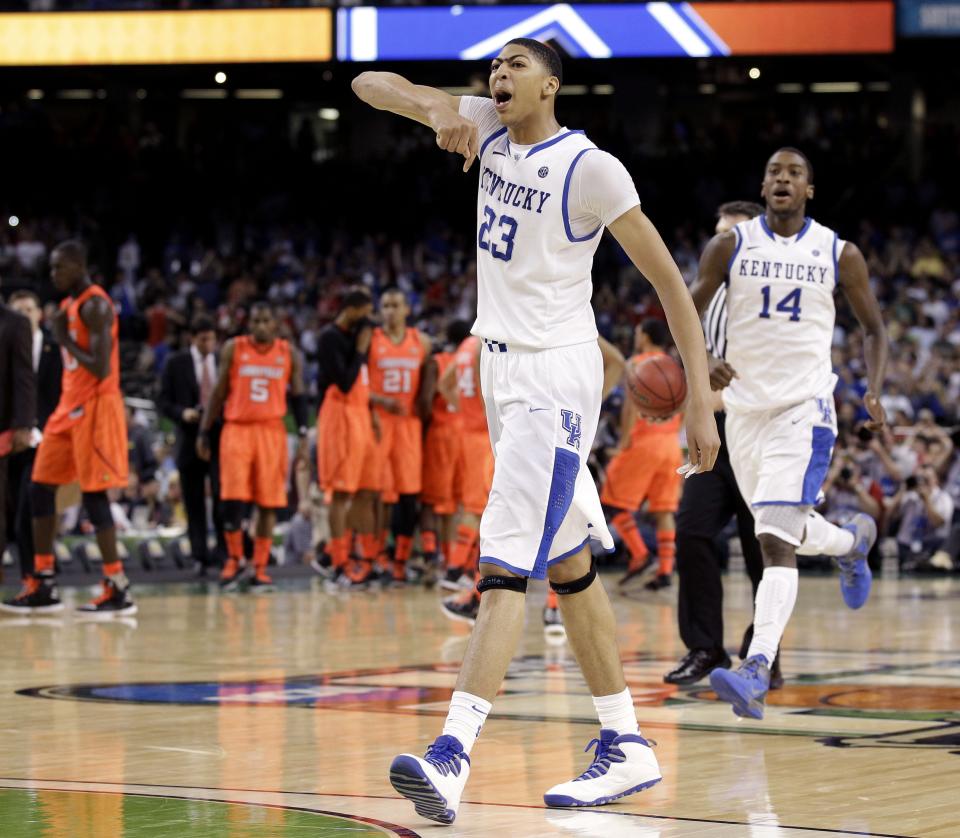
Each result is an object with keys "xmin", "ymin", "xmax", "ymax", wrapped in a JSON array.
[{"xmin": 888, "ymin": 464, "xmax": 955, "ymax": 570}]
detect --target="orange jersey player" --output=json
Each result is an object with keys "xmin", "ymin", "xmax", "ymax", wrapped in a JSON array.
[
  {"xmin": 23, "ymin": 240, "xmax": 135, "ymax": 616},
  {"xmin": 198, "ymin": 301, "xmax": 307, "ymax": 592},
  {"xmin": 365, "ymin": 288, "xmax": 433, "ymax": 583},
  {"xmin": 602, "ymin": 319, "xmax": 684, "ymax": 590}
]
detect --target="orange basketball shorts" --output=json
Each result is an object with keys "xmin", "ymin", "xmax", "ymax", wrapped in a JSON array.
[
  {"xmin": 422, "ymin": 421, "xmax": 463, "ymax": 515},
  {"xmin": 33, "ymin": 392, "xmax": 129, "ymax": 492},
  {"xmin": 378, "ymin": 413, "xmax": 423, "ymax": 501},
  {"xmin": 318, "ymin": 400, "xmax": 375, "ymax": 495},
  {"xmin": 601, "ymin": 436, "xmax": 682, "ymax": 513},
  {"xmin": 219, "ymin": 419, "xmax": 288, "ymax": 508},
  {"xmin": 456, "ymin": 429, "xmax": 494, "ymax": 516}
]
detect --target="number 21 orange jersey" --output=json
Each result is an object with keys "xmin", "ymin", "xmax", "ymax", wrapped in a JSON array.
[
  {"xmin": 224, "ymin": 335, "xmax": 292, "ymax": 423},
  {"xmin": 369, "ymin": 327, "xmax": 425, "ymax": 416}
]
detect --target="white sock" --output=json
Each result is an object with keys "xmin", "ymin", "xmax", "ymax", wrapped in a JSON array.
[
  {"xmin": 442, "ymin": 690, "xmax": 491, "ymax": 754},
  {"xmin": 747, "ymin": 567, "xmax": 799, "ymax": 664},
  {"xmin": 592, "ymin": 687, "xmax": 640, "ymax": 737},
  {"xmin": 797, "ymin": 511, "xmax": 855, "ymax": 557}
]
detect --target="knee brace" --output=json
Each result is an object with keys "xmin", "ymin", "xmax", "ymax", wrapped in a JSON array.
[
  {"xmin": 477, "ymin": 574, "xmax": 528, "ymax": 595},
  {"xmin": 30, "ymin": 483, "xmax": 57, "ymax": 518},
  {"xmin": 754, "ymin": 504, "xmax": 810, "ymax": 547},
  {"xmin": 222, "ymin": 500, "xmax": 246, "ymax": 532},
  {"xmin": 82, "ymin": 491, "xmax": 114, "ymax": 530},
  {"xmin": 392, "ymin": 493, "xmax": 419, "ymax": 537},
  {"xmin": 549, "ymin": 557, "xmax": 597, "ymax": 595}
]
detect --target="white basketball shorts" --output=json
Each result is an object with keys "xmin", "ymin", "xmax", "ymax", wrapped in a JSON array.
[
  {"xmin": 478, "ymin": 338, "xmax": 614, "ymax": 579},
  {"xmin": 725, "ymin": 385, "xmax": 838, "ymax": 511}
]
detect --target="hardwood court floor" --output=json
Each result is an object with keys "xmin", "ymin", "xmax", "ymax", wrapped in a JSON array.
[{"xmin": 0, "ymin": 571, "xmax": 958, "ymax": 837}]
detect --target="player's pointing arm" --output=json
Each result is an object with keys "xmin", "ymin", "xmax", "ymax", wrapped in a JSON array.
[
  {"xmin": 352, "ymin": 72, "xmax": 479, "ymax": 172},
  {"xmin": 607, "ymin": 207, "xmax": 720, "ymax": 472}
]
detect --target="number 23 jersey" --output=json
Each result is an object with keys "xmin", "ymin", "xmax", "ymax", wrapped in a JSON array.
[
  {"xmin": 723, "ymin": 214, "xmax": 842, "ymax": 413},
  {"xmin": 459, "ymin": 96, "xmax": 640, "ymax": 351},
  {"xmin": 224, "ymin": 335, "xmax": 292, "ymax": 422}
]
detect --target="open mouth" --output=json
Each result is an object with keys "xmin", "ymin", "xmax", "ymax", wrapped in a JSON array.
[
  {"xmin": 494, "ymin": 91, "xmax": 513, "ymax": 108},
  {"xmin": 772, "ymin": 189, "xmax": 791, "ymax": 199}
]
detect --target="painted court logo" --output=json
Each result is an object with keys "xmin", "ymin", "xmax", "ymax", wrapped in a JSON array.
[{"xmin": 561, "ymin": 409, "xmax": 582, "ymax": 450}]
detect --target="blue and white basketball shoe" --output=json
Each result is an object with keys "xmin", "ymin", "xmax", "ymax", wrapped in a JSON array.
[
  {"xmin": 389, "ymin": 735, "xmax": 470, "ymax": 824},
  {"xmin": 837, "ymin": 513, "xmax": 877, "ymax": 610},
  {"xmin": 543, "ymin": 729, "xmax": 661, "ymax": 807},
  {"xmin": 709, "ymin": 654, "xmax": 771, "ymax": 719}
]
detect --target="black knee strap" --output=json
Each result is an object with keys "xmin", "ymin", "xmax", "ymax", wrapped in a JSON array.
[
  {"xmin": 30, "ymin": 482, "xmax": 57, "ymax": 518},
  {"xmin": 550, "ymin": 558, "xmax": 597, "ymax": 595},
  {"xmin": 477, "ymin": 574, "xmax": 528, "ymax": 595},
  {"xmin": 82, "ymin": 491, "xmax": 114, "ymax": 530},
  {"xmin": 222, "ymin": 500, "xmax": 246, "ymax": 531}
]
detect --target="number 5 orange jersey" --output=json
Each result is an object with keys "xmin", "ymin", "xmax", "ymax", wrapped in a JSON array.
[{"xmin": 223, "ymin": 335, "xmax": 292, "ymax": 423}]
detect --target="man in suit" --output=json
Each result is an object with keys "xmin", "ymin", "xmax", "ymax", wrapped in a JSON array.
[
  {"xmin": 159, "ymin": 315, "xmax": 223, "ymax": 575},
  {"xmin": 2, "ymin": 291, "xmax": 61, "ymax": 600},
  {"xmin": 0, "ymin": 294, "xmax": 36, "ymax": 577}
]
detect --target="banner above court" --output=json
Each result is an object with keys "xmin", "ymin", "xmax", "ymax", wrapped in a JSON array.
[{"xmin": 336, "ymin": 2, "xmax": 894, "ymax": 61}]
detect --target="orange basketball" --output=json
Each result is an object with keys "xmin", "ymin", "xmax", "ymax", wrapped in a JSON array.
[{"xmin": 625, "ymin": 354, "xmax": 687, "ymax": 419}]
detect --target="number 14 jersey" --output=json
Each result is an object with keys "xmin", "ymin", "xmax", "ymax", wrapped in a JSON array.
[
  {"xmin": 224, "ymin": 335, "xmax": 292, "ymax": 422},
  {"xmin": 724, "ymin": 214, "xmax": 842, "ymax": 413}
]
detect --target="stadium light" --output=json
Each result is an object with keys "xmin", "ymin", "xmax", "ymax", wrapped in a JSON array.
[
  {"xmin": 8, "ymin": 215, "xmax": 19, "ymax": 227},
  {"xmin": 748, "ymin": 67, "xmax": 761, "ymax": 80},
  {"xmin": 215, "ymin": 71, "xmax": 227, "ymax": 84},
  {"xmin": 26, "ymin": 89, "xmax": 43, "ymax": 100},
  {"xmin": 318, "ymin": 107, "xmax": 340, "ymax": 121},
  {"xmin": 810, "ymin": 81, "xmax": 862, "ymax": 93}
]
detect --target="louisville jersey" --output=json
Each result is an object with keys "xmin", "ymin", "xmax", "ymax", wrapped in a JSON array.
[
  {"xmin": 454, "ymin": 336, "xmax": 486, "ymax": 433},
  {"xmin": 724, "ymin": 215, "xmax": 840, "ymax": 412},
  {"xmin": 369, "ymin": 327, "xmax": 425, "ymax": 415},
  {"xmin": 224, "ymin": 335, "xmax": 292, "ymax": 423},
  {"xmin": 628, "ymin": 352, "xmax": 682, "ymax": 441},
  {"xmin": 429, "ymin": 351, "xmax": 458, "ymax": 426},
  {"xmin": 47, "ymin": 283, "xmax": 121, "ymax": 432},
  {"xmin": 459, "ymin": 96, "xmax": 640, "ymax": 350}
]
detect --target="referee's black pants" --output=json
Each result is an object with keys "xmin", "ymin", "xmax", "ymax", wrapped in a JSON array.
[
  {"xmin": 4, "ymin": 447, "xmax": 36, "ymax": 577},
  {"xmin": 675, "ymin": 412, "xmax": 765, "ymax": 653}
]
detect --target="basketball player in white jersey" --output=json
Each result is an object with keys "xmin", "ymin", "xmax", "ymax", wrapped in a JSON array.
[
  {"xmin": 693, "ymin": 148, "xmax": 888, "ymax": 720},
  {"xmin": 353, "ymin": 39, "xmax": 719, "ymax": 824}
]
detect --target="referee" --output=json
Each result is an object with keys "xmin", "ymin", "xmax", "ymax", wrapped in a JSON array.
[{"xmin": 663, "ymin": 201, "xmax": 783, "ymax": 689}]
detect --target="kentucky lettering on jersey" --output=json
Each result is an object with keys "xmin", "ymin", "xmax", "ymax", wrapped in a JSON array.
[
  {"xmin": 459, "ymin": 96, "xmax": 640, "ymax": 351},
  {"xmin": 224, "ymin": 336, "xmax": 292, "ymax": 423},
  {"xmin": 723, "ymin": 215, "xmax": 841, "ymax": 412}
]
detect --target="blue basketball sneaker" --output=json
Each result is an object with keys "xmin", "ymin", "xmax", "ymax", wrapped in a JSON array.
[
  {"xmin": 709, "ymin": 655, "xmax": 771, "ymax": 719},
  {"xmin": 543, "ymin": 729, "xmax": 661, "ymax": 807},
  {"xmin": 837, "ymin": 513, "xmax": 876, "ymax": 610},
  {"xmin": 389, "ymin": 735, "xmax": 470, "ymax": 824}
]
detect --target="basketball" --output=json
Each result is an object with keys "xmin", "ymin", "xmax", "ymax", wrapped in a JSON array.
[{"xmin": 625, "ymin": 354, "xmax": 687, "ymax": 418}]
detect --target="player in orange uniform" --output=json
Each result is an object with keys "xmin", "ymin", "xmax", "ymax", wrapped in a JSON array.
[
  {"xmin": 198, "ymin": 302, "xmax": 307, "ymax": 592},
  {"xmin": 420, "ymin": 321, "xmax": 473, "ymax": 581},
  {"xmin": 367, "ymin": 288, "xmax": 433, "ymax": 583},
  {"xmin": 602, "ymin": 319, "xmax": 683, "ymax": 591},
  {"xmin": 27, "ymin": 240, "xmax": 135, "ymax": 615}
]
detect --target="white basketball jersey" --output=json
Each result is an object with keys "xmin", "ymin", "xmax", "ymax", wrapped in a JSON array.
[
  {"xmin": 723, "ymin": 215, "xmax": 842, "ymax": 412},
  {"xmin": 471, "ymin": 127, "xmax": 608, "ymax": 349}
]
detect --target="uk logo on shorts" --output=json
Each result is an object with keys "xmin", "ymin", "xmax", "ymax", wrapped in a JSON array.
[
  {"xmin": 561, "ymin": 409, "xmax": 582, "ymax": 450},
  {"xmin": 816, "ymin": 397, "xmax": 833, "ymax": 424}
]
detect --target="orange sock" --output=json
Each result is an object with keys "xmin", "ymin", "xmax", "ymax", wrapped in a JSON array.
[
  {"xmin": 357, "ymin": 532, "xmax": 378, "ymax": 565},
  {"xmin": 34, "ymin": 553, "xmax": 55, "ymax": 576},
  {"xmin": 546, "ymin": 588, "xmax": 558, "ymax": 610},
  {"xmin": 253, "ymin": 537, "xmax": 272, "ymax": 573},
  {"xmin": 421, "ymin": 530, "xmax": 438, "ymax": 556},
  {"xmin": 329, "ymin": 532, "xmax": 350, "ymax": 569},
  {"xmin": 225, "ymin": 530, "xmax": 245, "ymax": 562},
  {"xmin": 102, "ymin": 560, "xmax": 123, "ymax": 578},
  {"xmin": 449, "ymin": 524, "xmax": 478, "ymax": 571},
  {"xmin": 656, "ymin": 530, "xmax": 676, "ymax": 576},
  {"xmin": 612, "ymin": 511, "xmax": 648, "ymax": 568}
]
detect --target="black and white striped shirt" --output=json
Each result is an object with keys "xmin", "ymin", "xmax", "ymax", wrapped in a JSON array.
[{"xmin": 704, "ymin": 285, "xmax": 727, "ymax": 359}]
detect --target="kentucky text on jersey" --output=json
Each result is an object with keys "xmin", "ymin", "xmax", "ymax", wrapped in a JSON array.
[
  {"xmin": 480, "ymin": 167, "xmax": 551, "ymax": 214},
  {"xmin": 737, "ymin": 259, "xmax": 832, "ymax": 284}
]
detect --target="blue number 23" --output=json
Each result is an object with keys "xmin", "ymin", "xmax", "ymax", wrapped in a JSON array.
[{"xmin": 478, "ymin": 206, "xmax": 518, "ymax": 262}]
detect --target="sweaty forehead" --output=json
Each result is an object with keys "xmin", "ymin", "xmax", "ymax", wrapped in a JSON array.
[
  {"xmin": 767, "ymin": 153, "xmax": 807, "ymax": 172},
  {"xmin": 494, "ymin": 47, "xmax": 532, "ymax": 63}
]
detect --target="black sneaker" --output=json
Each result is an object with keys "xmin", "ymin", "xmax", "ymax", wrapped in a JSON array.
[
  {"xmin": 543, "ymin": 605, "xmax": 566, "ymax": 639},
  {"xmin": 219, "ymin": 559, "xmax": 246, "ymax": 592},
  {"xmin": 0, "ymin": 577, "xmax": 65, "ymax": 615},
  {"xmin": 644, "ymin": 574, "xmax": 672, "ymax": 591},
  {"xmin": 310, "ymin": 552, "xmax": 333, "ymax": 579},
  {"xmin": 77, "ymin": 579, "xmax": 137, "ymax": 617},
  {"xmin": 441, "ymin": 594, "xmax": 479, "ymax": 625},
  {"xmin": 617, "ymin": 561, "xmax": 655, "ymax": 588},
  {"xmin": 248, "ymin": 573, "xmax": 276, "ymax": 593},
  {"xmin": 440, "ymin": 567, "xmax": 472, "ymax": 592},
  {"xmin": 663, "ymin": 648, "xmax": 731, "ymax": 686}
]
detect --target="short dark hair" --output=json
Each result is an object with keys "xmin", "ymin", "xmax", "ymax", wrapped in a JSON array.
[
  {"xmin": 53, "ymin": 239, "xmax": 87, "ymax": 266},
  {"xmin": 340, "ymin": 285, "xmax": 372, "ymax": 311},
  {"xmin": 190, "ymin": 314, "xmax": 215, "ymax": 335},
  {"xmin": 771, "ymin": 147, "xmax": 814, "ymax": 184},
  {"xmin": 446, "ymin": 319, "xmax": 472, "ymax": 347},
  {"xmin": 505, "ymin": 38, "xmax": 563, "ymax": 87},
  {"xmin": 717, "ymin": 201, "xmax": 764, "ymax": 220},
  {"xmin": 380, "ymin": 286, "xmax": 407, "ymax": 301},
  {"xmin": 249, "ymin": 300, "xmax": 274, "ymax": 316},
  {"xmin": 640, "ymin": 318, "xmax": 670, "ymax": 349},
  {"xmin": 8, "ymin": 289, "xmax": 40, "ymax": 306}
]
